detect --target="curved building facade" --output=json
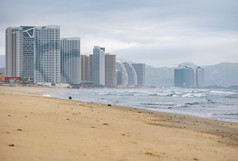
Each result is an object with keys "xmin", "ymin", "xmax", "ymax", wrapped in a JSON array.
[
  {"xmin": 174, "ymin": 66, "xmax": 194, "ymax": 88},
  {"xmin": 196, "ymin": 67, "xmax": 204, "ymax": 87},
  {"xmin": 116, "ymin": 61, "xmax": 128, "ymax": 86},
  {"xmin": 123, "ymin": 62, "xmax": 137, "ymax": 86}
]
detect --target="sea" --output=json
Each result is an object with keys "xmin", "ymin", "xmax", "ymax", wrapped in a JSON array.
[{"xmin": 46, "ymin": 88, "xmax": 238, "ymax": 123}]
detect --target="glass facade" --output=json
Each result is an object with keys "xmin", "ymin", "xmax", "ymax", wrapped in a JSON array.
[
  {"xmin": 34, "ymin": 25, "xmax": 61, "ymax": 84},
  {"xmin": 196, "ymin": 67, "xmax": 205, "ymax": 87},
  {"xmin": 174, "ymin": 66, "xmax": 195, "ymax": 88},
  {"xmin": 21, "ymin": 26, "xmax": 35, "ymax": 80},
  {"xmin": 132, "ymin": 63, "xmax": 145, "ymax": 86},
  {"xmin": 61, "ymin": 38, "xmax": 81, "ymax": 84},
  {"xmin": 116, "ymin": 61, "xmax": 128, "ymax": 86},
  {"xmin": 123, "ymin": 62, "xmax": 137, "ymax": 86}
]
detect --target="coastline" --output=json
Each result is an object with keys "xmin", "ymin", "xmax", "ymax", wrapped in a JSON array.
[{"xmin": 0, "ymin": 86, "xmax": 238, "ymax": 161}]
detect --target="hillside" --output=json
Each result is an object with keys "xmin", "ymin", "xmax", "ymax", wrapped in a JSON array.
[{"xmin": 145, "ymin": 63, "xmax": 238, "ymax": 87}]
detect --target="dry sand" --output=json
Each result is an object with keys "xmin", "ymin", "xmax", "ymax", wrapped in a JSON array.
[{"xmin": 0, "ymin": 86, "xmax": 238, "ymax": 161}]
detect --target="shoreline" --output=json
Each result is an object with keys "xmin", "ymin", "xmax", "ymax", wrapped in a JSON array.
[
  {"xmin": 2, "ymin": 85, "xmax": 238, "ymax": 138},
  {"xmin": 43, "ymin": 87, "xmax": 238, "ymax": 124},
  {"xmin": 59, "ymin": 98, "xmax": 238, "ymax": 143},
  {"xmin": 0, "ymin": 86, "xmax": 238, "ymax": 160},
  {"xmin": 49, "ymin": 95, "xmax": 238, "ymax": 124}
]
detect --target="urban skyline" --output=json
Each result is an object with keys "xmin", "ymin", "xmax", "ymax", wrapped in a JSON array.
[
  {"xmin": 3, "ymin": 26, "xmax": 236, "ymax": 87},
  {"xmin": 0, "ymin": 0, "xmax": 238, "ymax": 68},
  {"xmin": 4, "ymin": 25, "xmax": 146, "ymax": 87}
]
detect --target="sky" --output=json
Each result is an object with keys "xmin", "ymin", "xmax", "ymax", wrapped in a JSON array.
[{"xmin": 0, "ymin": 0, "xmax": 238, "ymax": 67}]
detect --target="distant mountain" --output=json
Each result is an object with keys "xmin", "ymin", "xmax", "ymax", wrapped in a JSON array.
[
  {"xmin": 0, "ymin": 55, "xmax": 5, "ymax": 68},
  {"xmin": 203, "ymin": 63, "xmax": 238, "ymax": 87},
  {"xmin": 145, "ymin": 62, "xmax": 238, "ymax": 87},
  {"xmin": 145, "ymin": 66, "xmax": 174, "ymax": 87}
]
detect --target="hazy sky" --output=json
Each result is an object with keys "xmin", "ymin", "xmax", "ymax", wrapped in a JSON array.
[{"xmin": 0, "ymin": 0, "xmax": 238, "ymax": 67}]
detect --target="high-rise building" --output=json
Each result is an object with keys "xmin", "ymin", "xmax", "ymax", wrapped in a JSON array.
[
  {"xmin": 174, "ymin": 66, "xmax": 194, "ymax": 88},
  {"xmin": 123, "ymin": 62, "xmax": 137, "ymax": 86},
  {"xmin": 196, "ymin": 67, "xmax": 204, "ymax": 87},
  {"xmin": 21, "ymin": 26, "xmax": 35, "ymax": 81},
  {"xmin": 116, "ymin": 61, "xmax": 128, "ymax": 86},
  {"xmin": 34, "ymin": 25, "xmax": 61, "ymax": 84},
  {"xmin": 93, "ymin": 46, "xmax": 105, "ymax": 86},
  {"xmin": 174, "ymin": 68, "xmax": 181, "ymax": 87},
  {"xmin": 132, "ymin": 63, "xmax": 145, "ymax": 86},
  {"xmin": 6, "ymin": 27, "xmax": 20, "ymax": 77},
  {"xmin": 81, "ymin": 55, "xmax": 90, "ymax": 82},
  {"xmin": 89, "ymin": 55, "xmax": 94, "ymax": 82},
  {"xmin": 61, "ymin": 37, "xmax": 81, "ymax": 84},
  {"xmin": 105, "ymin": 53, "xmax": 116, "ymax": 87}
]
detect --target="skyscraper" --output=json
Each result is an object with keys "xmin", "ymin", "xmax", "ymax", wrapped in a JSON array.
[
  {"xmin": 5, "ymin": 27, "xmax": 20, "ymax": 77},
  {"xmin": 174, "ymin": 68, "xmax": 182, "ymax": 87},
  {"xmin": 61, "ymin": 37, "xmax": 81, "ymax": 84},
  {"xmin": 123, "ymin": 62, "xmax": 137, "ymax": 86},
  {"xmin": 89, "ymin": 55, "xmax": 94, "ymax": 82},
  {"xmin": 196, "ymin": 67, "xmax": 204, "ymax": 87},
  {"xmin": 116, "ymin": 61, "xmax": 128, "ymax": 86},
  {"xmin": 6, "ymin": 26, "xmax": 35, "ymax": 80},
  {"xmin": 93, "ymin": 46, "xmax": 105, "ymax": 86},
  {"xmin": 21, "ymin": 26, "xmax": 35, "ymax": 81},
  {"xmin": 34, "ymin": 25, "xmax": 61, "ymax": 84},
  {"xmin": 174, "ymin": 66, "xmax": 194, "ymax": 88},
  {"xmin": 105, "ymin": 53, "xmax": 116, "ymax": 87},
  {"xmin": 81, "ymin": 55, "xmax": 90, "ymax": 82},
  {"xmin": 132, "ymin": 63, "xmax": 145, "ymax": 86}
]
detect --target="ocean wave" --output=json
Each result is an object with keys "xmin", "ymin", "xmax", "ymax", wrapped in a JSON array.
[
  {"xmin": 210, "ymin": 90, "xmax": 237, "ymax": 95},
  {"xmin": 185, "ymin": 102, "xmax": 200, "ymax": 106},
  {"xmin": 141, "ymin": 103, "xmax": 175, "ymax": 107},
  {"xmin": 205, "ymin": 98, "xmax": 215, "ymax": 104},
  {"xmin": 224, "ymin": 94, "xmax": 238, "ymax": 99},
  {"xmin": 223, "ymin": 113, "xmax": 238, "ymax": 116},
  {"xmin": 49, "ymin": 88, "xmax": 238, "ymax": 123},
  {"xmin": 182, "ymin": 93, "xmax": 194, "ymax": 98}
]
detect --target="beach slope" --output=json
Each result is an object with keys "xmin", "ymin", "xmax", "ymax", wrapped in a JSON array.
[{"xmin": 0, "ymin": 86, "xmax": 237, "ymax": 161}]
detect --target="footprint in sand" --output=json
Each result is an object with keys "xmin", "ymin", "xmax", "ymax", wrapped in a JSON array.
[
  {"xmin": 8, "ymin": 144, "xmax": 15, "ymax": 147},
  {"xmin": 144, "ymin": 152, "xmax": 161, "ymax": 158},
  {"xmin": 121, "ymin": 133, "xmax": 131, "ymax": 137}
]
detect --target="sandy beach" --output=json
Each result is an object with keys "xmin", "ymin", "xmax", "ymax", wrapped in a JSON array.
[{"xmin": 0, "ymin": 86, "xmax": 237, "ymax": 161}]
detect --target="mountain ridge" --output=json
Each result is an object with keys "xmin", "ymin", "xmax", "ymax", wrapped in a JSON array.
[{"xmin": 146, "ymin": 62, "xmax": 238, "ymax": 87}]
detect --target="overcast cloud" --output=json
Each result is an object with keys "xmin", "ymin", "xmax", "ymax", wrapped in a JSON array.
[{"xmin": 0, "ymin": 0, "xmax": 238, "ymax": 67}]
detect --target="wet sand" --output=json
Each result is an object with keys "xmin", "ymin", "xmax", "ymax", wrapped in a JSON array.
[{"xmin": 0, "ymin": 86, "xmax": 238, "ymax": 161}]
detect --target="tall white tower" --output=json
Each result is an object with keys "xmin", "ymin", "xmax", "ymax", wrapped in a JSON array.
[{"xmin": 93, "ymin": 46, "xmax": 105, "ymax": 86}]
